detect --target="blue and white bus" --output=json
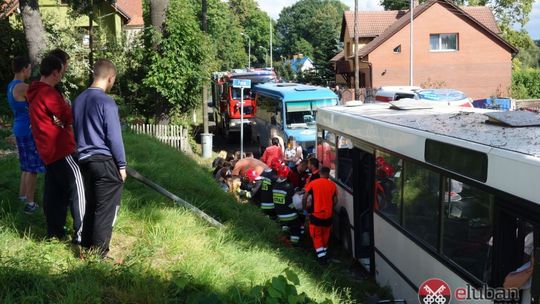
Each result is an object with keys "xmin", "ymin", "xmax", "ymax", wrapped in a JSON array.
[
  {"xmin": 252, "ymin": 83, "xmax": 338, "ymax": 155},
  {"xmin": 317, "ymin": 103, "xmax": 540, "ymax": 303}
]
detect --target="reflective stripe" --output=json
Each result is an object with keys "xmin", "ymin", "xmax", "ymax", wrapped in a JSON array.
[
  {"xmin": 272, "ymin": 190, "xmax": 287, "ymax": 195},
  {"xmin": 315, "ymin": 247, "xmax": 325, "ymax": 253},
  {"xmin": 277, "ymin": 213, "xmax": 298, "ymax": 221},
  {"xmin": 260, "ymin": 202, "xmax": 275, "ymax": 210},
  {"xmin": 317, "ymin": 251, "xmax": 327, "ymax": 258},
  {"xmin": 66, "ymin": 155, "xmax": 85, "ymax": 243},
  {"xmin": 290, "ymin": 236, "xmax": 300, "ymax": 241}
]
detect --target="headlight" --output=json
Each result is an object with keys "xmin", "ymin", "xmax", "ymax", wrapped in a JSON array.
[{"xmin": 230, "ymin": 122, "xmax": 237, "ymax": 127}]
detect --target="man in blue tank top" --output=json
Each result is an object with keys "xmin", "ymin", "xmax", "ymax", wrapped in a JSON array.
[{"xmin": 7, "ymin": 56, "xmax": 45, "ymax": 214}]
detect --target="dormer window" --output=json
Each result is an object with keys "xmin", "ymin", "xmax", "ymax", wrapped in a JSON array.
[{"xmin": 393, "ymin": 45, "xmax": 401, "ymax": 53}]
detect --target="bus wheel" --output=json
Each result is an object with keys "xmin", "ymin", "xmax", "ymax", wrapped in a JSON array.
[{"xmin": 340, "ymin": 213, "xmax": 353, "ymax": 257}]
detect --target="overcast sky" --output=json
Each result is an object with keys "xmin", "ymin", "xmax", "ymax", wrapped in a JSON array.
[{"xmin": 256, "ymin": 0, "xmax": 540, "ymax": 40}]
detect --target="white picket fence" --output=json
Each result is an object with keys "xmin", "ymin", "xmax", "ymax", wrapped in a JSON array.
[{"xmin": 129, "ymin": 124, "xmax": 190, "ymax": 152}]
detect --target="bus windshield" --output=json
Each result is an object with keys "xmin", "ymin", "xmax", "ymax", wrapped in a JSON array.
[{"xmin": 285, "ymin": 99, "xmax": 336, "ymax": 129}]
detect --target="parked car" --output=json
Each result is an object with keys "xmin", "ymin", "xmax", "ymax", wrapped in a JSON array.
[
  {"xmin": 417, "ymin": 89, "xmax": 473, "ymax": 107},
  {"xmin": 374, "ymin": 86, "xmax": 421, "ymax": 102},
  {"xmin": 375, "ymin": 86, "xmax": 473, "ymax": 107}
]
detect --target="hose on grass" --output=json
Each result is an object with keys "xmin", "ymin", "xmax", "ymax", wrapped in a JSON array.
[{"xmin": 127, "ymin": 167, "xmax": 224, "ymax": 229}]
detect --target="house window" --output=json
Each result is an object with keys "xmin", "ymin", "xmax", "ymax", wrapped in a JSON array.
[
  {"xmin": 393, "ymin": 45, "xmax": 401, "ymax": 53},
  {"xmin": 347, "ymin": 42, "xmax": 351, "ymax": 57},
  {"xmin": 430, "ymin": 33, "xmax": 458, "ymax": 51}
]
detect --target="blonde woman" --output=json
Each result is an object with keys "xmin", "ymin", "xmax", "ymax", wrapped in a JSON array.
[{"xmin": 284, "ymin": 136, "xmax": 302, "ymax": 168}]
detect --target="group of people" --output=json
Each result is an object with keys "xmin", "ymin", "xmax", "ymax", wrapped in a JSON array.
[
  {"xmin": 7, "ymin": 50, "xmax": 125, "ymax": 258},
  {"xmin": 213, "ymin": 137, "xmax": 338, "ymax": 264}
]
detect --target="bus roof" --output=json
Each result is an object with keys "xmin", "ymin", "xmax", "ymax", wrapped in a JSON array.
[
  {"xmin": 253, "ymin": 83, "xmax": 338, "ymax": 102},
  {"xmin": 318, "ymin": 103, "xmax": 540, "ymax": 203},
  {"xmin": 320, "ymin": 103, "xmax": 540, "ymax": 156}
]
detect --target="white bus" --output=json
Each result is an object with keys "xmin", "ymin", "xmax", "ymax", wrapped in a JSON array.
[{"xmin": 316, "ymin": 103, "xmax": 540, "ymax": 303}]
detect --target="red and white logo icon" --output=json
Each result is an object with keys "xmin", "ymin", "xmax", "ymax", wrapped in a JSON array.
[{"xmin": 418, "ymin": 278, "xmax": 451, "ymax": 304}]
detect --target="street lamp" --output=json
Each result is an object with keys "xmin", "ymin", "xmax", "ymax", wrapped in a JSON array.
[
  {"xmin": 259, "ymin": 46, "xmax": 268, "ymax": 67},
  {"xmin": 241, "ymin": 32, "xmax": 251, "ymax": 69}
]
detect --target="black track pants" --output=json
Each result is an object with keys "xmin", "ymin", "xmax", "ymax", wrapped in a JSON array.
[
  {"xmin": 43, "ymin": 155, "xmax": 86, "ymax": 242},
  {"xmin": 80, "ymin": 156, "xmax": 123, "ymax": 257}
]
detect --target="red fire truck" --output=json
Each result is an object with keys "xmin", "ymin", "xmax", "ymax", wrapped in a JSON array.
[{"xmin": 211, "ymin": 69, "xmax": 277, "ymax": 140}]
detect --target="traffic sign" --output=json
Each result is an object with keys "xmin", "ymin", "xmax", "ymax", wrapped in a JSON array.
[{"xmin": 232, "ymin": 78, "xmax": 251, "ymax": 88}]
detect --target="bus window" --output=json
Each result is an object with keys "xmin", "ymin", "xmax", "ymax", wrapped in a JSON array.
[
  {"xmin": 317, "ymin": 132, "xmax": 336, "ymax": 177},
  {"xmin": 442, "ymin": 178, "xmax": 493, "ymax": 281},
  {"xmin": 402, "ymin": 161, "xmax": 440, "ymax": 249},
  {"xmin": 257, "ymin": 95, "xmax": 279, "ymax": 124},
  {"xmin": 285, "ymin": 99, "xmax": 336, "ymax": 128},
  {"xmin": 337, "ymin": 136, "xmax": 354, "ymax": 189},
  {"xmin": 375, "ymin": 151, "xmax": 402, "ymax": 224}
]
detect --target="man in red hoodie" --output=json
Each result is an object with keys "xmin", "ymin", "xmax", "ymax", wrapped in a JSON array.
[{"xmin": 27, "ymin": 55, "xmax": 85, "ymax": 244}]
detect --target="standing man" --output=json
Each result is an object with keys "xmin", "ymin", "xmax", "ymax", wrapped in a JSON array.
[
  {"xmin": 260, "ymin": 137, "xmax": 283, "ymax": 167},
  {"xmin": 303, "ymin": 167, "xmax": 337, "ymax": 264},
  {"xmin": 7, "ymin": 56, "xmax": 45, "ymax": 214},
  {"xmin": 305, "ymin": 157, "xmax": 320, "ymax": 185},
  {"xmin": 27, "ymin": 55, "xmax": 85, "ymax": 243},
  {"xmin": 72, "ymin": 59, "xmax": 126, "ymax": 258}
]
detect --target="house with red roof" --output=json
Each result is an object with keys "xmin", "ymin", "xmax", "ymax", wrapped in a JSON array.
[{"xmin": 331, "ymin": 0, "xmax": 517, "ymax": 99}]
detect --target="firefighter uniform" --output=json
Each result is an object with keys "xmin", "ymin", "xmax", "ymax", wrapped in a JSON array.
[
  {"xmin": 304, "ymin": 177, "xmax": 337, "ymax": 262},
  {"xmin": 259, "ymin": 169, "xmax": 277, "ymax": 218},
  {"xmin": 273, "ymin": 179, "xmax": 302, "ymax": 244}
]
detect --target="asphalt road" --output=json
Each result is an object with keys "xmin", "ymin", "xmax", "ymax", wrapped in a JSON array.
[{"xmin": 211, "ymin": 130, "xmax": 262, "ymax": 158}]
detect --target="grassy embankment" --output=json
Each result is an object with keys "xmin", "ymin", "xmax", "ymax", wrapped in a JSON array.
[{"xmin": 0, "ymin": 131, "xmax": 385, "ymax": 303}]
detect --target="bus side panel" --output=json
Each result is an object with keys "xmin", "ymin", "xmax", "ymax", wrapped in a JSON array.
[
  {"xmin": 488, "ymin": 151, "xmax": 539, "ymax": 206},
  {"xmin": 334, "ymin": 185, "xmax": 356, "ymax": 256},
  {"xmin": 374, "ymin": 213, "xmax": 493, "ymax": 303},
  {"xmin": 374, "ymin": 252, "xmax": 418, "ymax": 302}
]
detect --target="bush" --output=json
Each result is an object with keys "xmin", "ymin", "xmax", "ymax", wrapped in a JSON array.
[
  {"xmin": 512, "ymin": 69, "xmax": 540, "ymax": 99},
  {"xmin": 249, "ymin": 269, "xmax": 333, "ymax": 304}
]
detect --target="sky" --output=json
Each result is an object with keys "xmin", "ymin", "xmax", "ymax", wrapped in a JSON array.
[{"xmin": 256, "ymin": 0, "xmax": 540, "ymax": 40}]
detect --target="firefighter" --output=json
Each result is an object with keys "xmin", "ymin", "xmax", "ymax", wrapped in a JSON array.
[
  {"xmin": 242, "ymin": 168, "xmax": 262, "ymax": 205},
  {"xmin": 303, "ymin": 166, "xmax": 337, "ymax": 265},
  {"xmin": 273, "ymin": 164, "xmax": 302, "ymax": 245},
  {"xmin": 259, "ymin": 163, "xmax": 278, "ymax": 219}
]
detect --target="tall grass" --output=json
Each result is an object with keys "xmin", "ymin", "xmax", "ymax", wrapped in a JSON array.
[{"xmin": 0, "ymin": 132, "xmax": 385, "ymax": 303}]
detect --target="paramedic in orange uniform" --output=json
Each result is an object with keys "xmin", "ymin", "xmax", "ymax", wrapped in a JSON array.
[{"xmin": 302, "ymin": 166, "xmax": 337, "ymax": 264}]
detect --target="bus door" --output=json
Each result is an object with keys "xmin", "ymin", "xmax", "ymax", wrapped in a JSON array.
[
  {"xmin": 352, "ymin": 146, "xmax": 375, "ymax": 274},
  {"xmin": 491, "ymin": 202, "xmax": 540, "ymax": 303}
]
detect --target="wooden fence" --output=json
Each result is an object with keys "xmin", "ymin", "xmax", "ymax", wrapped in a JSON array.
[{"xmin": 129, "ymin": 124, "xmax": 190, "ymax": 152}]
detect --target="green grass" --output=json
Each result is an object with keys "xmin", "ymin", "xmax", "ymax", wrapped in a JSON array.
[{"xmin": 0, "ymin": 131, "xmax": 386, "ymax": 303}]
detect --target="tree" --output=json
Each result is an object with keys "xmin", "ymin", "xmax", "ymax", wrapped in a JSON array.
[
  {"xmin": 190, "ymin": 0, "xmax": 247, "ymax": 70},
  {"xmin": 229, "ymin": 0, "xmax": 272, "ymax": 67},
  {"xmin": 19, "ymin": 0, "xmax": 46, "ymax": 66},
  {"xmin": 144, "ymin": 0, "xmax": 209, "ymax": 115},
  {"xmin": 149, "ymin": 0, "xmax": 170, "ymax": 35},
  {"xmin": 276, "ymin": 0, "xmax": 347, "ymax": 83}
]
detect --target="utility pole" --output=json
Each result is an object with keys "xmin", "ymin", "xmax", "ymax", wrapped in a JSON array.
[
  {"xmin": 201, "ymin": 0, "xmax": 212, "ymax": 158},
  {"xmin": 409, "ymin": 0, "xmax": 414, "ymax": 86},
  {"xmin": 269, "ymin": 17, "xmax": 273, "ymax": 68},
  {"xmin": 354, "ymin": 0, "xmax": 359, "ymax": 100}
]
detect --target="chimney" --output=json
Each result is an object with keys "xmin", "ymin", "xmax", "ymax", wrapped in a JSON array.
[
  {"xmin": 413, "ymin": 0, "xmax": 420, "ymax": 7},
  {"xmin": 298, "ymin": 53, "xmax": 304, "ymax": 59}
]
